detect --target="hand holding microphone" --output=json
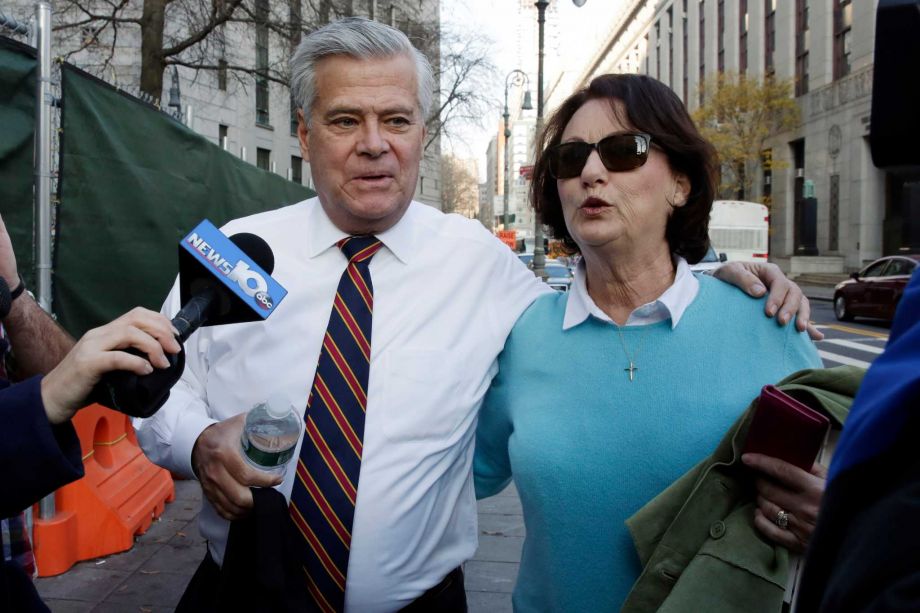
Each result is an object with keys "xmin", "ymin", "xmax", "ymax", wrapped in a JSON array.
[
  {"xmin": 91, "ymin": 221, "xmax": 287, "ymax": 418},
  {"xmin": 40, "ymin": 308, "xmax": 181, "ymax": 424}
]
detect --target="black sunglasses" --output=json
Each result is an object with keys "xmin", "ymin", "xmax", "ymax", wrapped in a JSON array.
[{"xmin": 547, "ymin": 132, "xmax": 652, "ymax": 179}]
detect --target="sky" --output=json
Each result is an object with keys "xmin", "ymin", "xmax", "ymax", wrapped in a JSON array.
[{"xmin": 440, "ymin": 0, "xmax": 624, "ymax": 179}]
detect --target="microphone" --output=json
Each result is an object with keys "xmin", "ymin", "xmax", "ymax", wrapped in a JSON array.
[
  {"xmin": 91, "ymin": 221, "xmax": 287, "ymax": 418},
  {"xmin": 172, "ymin": 232, "xmax": 276, "ymax": 342}
]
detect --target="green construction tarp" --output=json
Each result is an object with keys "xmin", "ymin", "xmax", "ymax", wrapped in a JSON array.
[
  {"xmin": 0, "ymin": 36, "xmax": 37, "ymax": 289},
  {"xmin": 56, "ymin": 64, "xmax": 314, "ymax": 336}
]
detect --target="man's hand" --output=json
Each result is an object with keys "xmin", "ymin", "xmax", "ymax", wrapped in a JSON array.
[
  {"xmin": 40, "ymin": 308, "xmax": 181, "ymax": 424},
  {"xmin": 192, "ymin": 413, "xmax": 282, "ymax": 521},
  {"xmin": 713, "ymin": 261, "xmax": 824, "ymax": 340},
  {"xmin": 742, "ymin": 453, "xmax": 827, "ymax": 553}
]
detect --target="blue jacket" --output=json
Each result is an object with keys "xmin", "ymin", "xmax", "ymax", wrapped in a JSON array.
[
  {"xmin": 798, "ymin": 271, "xmax": 920, "ymax": 611},
  {"xmin": 1, "ymin": 376, "xmax": 84, "ymax": 612}
]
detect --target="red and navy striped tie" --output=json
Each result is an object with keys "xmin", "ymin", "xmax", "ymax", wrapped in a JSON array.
[{"xmin": 289, "ymin": 235, "xmax": 383, "ymax": 612}]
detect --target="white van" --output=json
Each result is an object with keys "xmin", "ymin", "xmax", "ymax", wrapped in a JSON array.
[{"xmin": 708, "ymin": 200, "xmax": 770, "ymax": 263}]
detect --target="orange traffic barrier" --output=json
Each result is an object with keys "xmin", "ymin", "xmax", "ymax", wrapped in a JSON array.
[{"xmin": 32, "ymin": 403, "xmax": 175, "ymax": 577}]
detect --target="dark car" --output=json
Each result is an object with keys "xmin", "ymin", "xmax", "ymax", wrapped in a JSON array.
[{"xmin": 833, "ymin": 255, "xmax": 919, "ymax": 322}]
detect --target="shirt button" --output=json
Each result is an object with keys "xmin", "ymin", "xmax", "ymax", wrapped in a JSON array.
[{"xmin": 709, "ymin": 521, "xmax": 726, "ymax": 539}]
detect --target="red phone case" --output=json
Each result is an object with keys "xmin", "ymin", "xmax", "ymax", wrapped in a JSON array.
[{"xmin": 742, "ymin": 385, "xmax": 830, "ymax": 471}]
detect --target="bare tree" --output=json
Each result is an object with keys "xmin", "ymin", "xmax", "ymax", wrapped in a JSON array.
[
  {"xmin": 50, "ymin": 0, "xmax": 276, "ymax": 97},
  {"xmin": 45, "ymin": 0, "xmax": 496, "ymax": 151},
  {"xmin": 426, "ymin": 26, "xmax": 497, "ymax": 152},
  {"xmin": 440, "ymin": 155, "xmax": 478, "ymax": 217}
]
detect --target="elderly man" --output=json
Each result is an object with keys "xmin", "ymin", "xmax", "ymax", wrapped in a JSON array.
[{"xmin": 135, "ymin": 17, "xmax": 814, "ymax": 613}]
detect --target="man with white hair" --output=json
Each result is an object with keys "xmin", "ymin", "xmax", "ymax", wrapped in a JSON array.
[{"xmin": 136, "ymin": 17, "xmax": 813, "ymax": 613}]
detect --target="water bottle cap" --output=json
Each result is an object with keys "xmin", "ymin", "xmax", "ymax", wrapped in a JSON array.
[{"xmin": 265, "ymin": 393, "xmax": 293, "ymax": 419}]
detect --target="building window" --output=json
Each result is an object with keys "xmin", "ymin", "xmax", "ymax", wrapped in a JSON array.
[
  {"xmin": 717, "ymin": 0, "xmax": 724, "ymax": 73},
  {"xmin": 795, "ymin": 0, "xmax": 810, "ymax": 96},
  {"xmin": 217, "ymin": 59, "xmax": 228, "ymax": 91},
  {"xmin": 257, "ymin": 147, "xmax": 271, "ymax": 171},
  {"xmin": 290, "ymin": 97, "xmax": 299, "ymax": 136},
  {"xmin": 218, "ymin": 124, "xmax": 228, "ymax": 150},
  {"xmin": 291, "ymin": 155, "xmax": 303, "ymax": 184},
  {"xmin": 682, "ymin": 0, "xmax": 688, "ymax": 103},
  {"xmin": 739, "ymin": 0, "xmax": 748, "ymax": 73},
  {"xmin": 645, "ymin": 33, "xmax": 650, "ymax": 74},
  {"xmin": 699, "ymin": 0, "xmax": 706, "ymax": 105},
  {"xmin": 833, "ymin": 0, "xmax": 852, "ymax": 80},
  {"xmin": 255, "ymin": 0, "xmax": 270, "ymax": 126},
  {"xmin": 761, "ymin": 149, "xmax": 772, "ymax": 204},
  {"xmin": 667, "ymin": 7, "xmax": 674, "ymax": 86},
  {"xmin": 289, "ymin": 0, "xmax": 302, "ymax": 49},
  {"xmin": 829, "ymin": 174, "xmax": 840, "ymax": 251},
  {"xmin": 765, "ymin": 0, "xmax": 776, "ymax": 76},
  {"xmin": 655, "ymin": 20, "xmax": 661, "ymax": 79}
]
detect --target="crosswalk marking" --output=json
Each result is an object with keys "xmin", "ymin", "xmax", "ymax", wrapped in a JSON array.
[
  {"xmin": 813, "ymin": 324, "xmax": 889, "ymax": 340},
  {"xmin": 821, "ymin": 338, "xmax": 885, "ymax": 354},
  {"xmin": 818, "ymin": 350, "xmax": 871, "ymax": 369}
]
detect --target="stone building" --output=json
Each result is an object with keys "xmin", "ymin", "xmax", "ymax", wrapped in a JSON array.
[
  {"xmin": 546, "ymin": 0, "xmax": 917, "ymax": 273},
  {"xmin": 6, "ymin": 0, "xmax": 442, "ymax": 209}
]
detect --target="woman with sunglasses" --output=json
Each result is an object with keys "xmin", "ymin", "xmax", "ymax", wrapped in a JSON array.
[{"xmin": 474, "ymin": 74, "xmax": 825, "ymax": 611}]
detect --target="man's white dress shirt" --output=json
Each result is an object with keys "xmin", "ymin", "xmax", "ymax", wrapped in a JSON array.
[{"xmin": 135, "ymin": 198, "xmax": 549, "ymax": 612}]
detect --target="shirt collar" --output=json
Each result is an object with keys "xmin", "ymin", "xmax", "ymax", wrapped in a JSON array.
[
  {"xmin": 562, "ymin": 255, "xmax": 699, "ymax": 330},
  {"xmin": 304, "ymin": 196, "xmax": 417, "ymax": 264}
]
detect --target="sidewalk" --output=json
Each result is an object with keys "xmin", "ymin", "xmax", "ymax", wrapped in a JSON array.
[{"xmin": 36, "ymin": 479, "xmax": 523, "ymax": 612}]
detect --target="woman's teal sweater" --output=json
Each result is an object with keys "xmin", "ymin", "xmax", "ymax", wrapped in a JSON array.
[{"xmin": 474, "ymin": 275, "xmax": 822, "ymax": 612}]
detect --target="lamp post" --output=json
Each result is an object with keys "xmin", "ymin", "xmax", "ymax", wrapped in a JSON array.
[
  {"xmin": 502, "ymin": 70, "xmax": 533, "ymax": 233},
  {"xmin": 532, "ymin": 0, "xmax": 586, "ymax": 279}
]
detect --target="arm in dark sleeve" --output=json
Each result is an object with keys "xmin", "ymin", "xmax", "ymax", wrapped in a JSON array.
[{"xmin": 0, "ymin": 377, "xmax": 84, "ymax": 517}]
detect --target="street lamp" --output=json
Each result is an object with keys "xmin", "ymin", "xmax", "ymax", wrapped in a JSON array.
[
  {"xmin": 167, "ymin": 65, "xmax": 181, "ymax": 116},
  {"xmin": 502, "ymin": 69, "xmax": 533, "ymax": 233},
  {"xmin": 532, "ymin": 0, "xmax": 586, "ymax": 279}
]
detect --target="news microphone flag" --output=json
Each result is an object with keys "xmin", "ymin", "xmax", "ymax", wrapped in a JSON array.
[{"xmin": 179, "ymin": 219, "xmax": 287, "ymax": 320}]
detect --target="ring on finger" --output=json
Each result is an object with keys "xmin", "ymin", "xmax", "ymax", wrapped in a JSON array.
[{"xmin": 774, "ymin": 509, "xmax": 790, "ymax": 529}]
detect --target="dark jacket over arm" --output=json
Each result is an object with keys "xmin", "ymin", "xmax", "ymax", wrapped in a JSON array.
[
  {"xmin": 1, "ymin": 376, "xmax": 85, "ymax": 612},
  {"xmin": 0, "ymin": 376, "xmax": 84, "ymax": 518}
]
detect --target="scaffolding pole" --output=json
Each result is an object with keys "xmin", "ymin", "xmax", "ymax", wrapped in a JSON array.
[{"xmin": 34, "ymin": 2, "xmax": 52, "ymax": 314}]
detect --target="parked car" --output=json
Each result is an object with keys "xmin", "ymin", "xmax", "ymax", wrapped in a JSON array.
[
  {"xmin": 543, "ymin": 262, "xmax": 573, "ymax": 292},
  {"xmin": 833, "ymin": 255, "xmax": 919, "ymax": 322},
  {"xmin": 517, "ymin": 253, "xmax": 534, "ymax": 269},
  {"xmin": 689, "ymin": 246, "xmax": 728, "ymax": 273}
]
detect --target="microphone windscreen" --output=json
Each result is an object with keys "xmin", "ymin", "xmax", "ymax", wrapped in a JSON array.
[
  {"xmin": 229, "ymin": 233, "xmax": 275, "ymax": 275},
  {"xmin": 0, "ymin": 276, "xmax": 11, "ymax": 320}
]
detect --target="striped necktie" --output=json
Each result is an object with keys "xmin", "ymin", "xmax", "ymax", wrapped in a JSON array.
[{"xmin": 290, "ymin": 235, "xmax": 383, "ymax": 613}]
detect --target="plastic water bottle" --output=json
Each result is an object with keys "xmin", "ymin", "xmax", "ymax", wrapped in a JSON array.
[{"xmin": 240, "ymin": 394, "xmax": 302, "ymax": 475}]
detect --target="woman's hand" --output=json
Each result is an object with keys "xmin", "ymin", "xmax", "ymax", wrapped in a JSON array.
[
  {"xmin": 713, "ymin": 261, "xmax": 824, "ymax": 341},
  {"xmin": 742, "ymin": 452, "xmax": 827, "ymax": 553}
]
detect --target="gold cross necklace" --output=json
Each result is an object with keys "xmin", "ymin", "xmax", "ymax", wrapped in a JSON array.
[{"xmin": 616, "ymin": 325, "xmax": 651, "ymax": 382}]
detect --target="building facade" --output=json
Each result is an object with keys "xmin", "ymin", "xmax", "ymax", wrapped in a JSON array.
[
  {"xmin": 549, "ymin": 0, "xmax": 916, "ymax": 273},
  {"xmin": 7, "ymin": 0, "xmax": 442, "ymax": 209},
  {"xmin": 482, "ymin": 0, "xmax": 563, "ymax": 243}
]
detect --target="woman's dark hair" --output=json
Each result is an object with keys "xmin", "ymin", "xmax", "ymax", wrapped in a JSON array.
[{"xmin": 531, "ymin": 73, "xmax": 718, "ymax": 264}]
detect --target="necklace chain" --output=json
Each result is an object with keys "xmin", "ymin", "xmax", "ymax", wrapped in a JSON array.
[{"xmin": 616, "ymin": 325, "xmax": 650, "ymax": 382}]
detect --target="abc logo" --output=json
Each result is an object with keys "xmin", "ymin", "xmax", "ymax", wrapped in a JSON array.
[{"xmin": 254, "ymin": 291, "xmax": 273, "ymax": 310}]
